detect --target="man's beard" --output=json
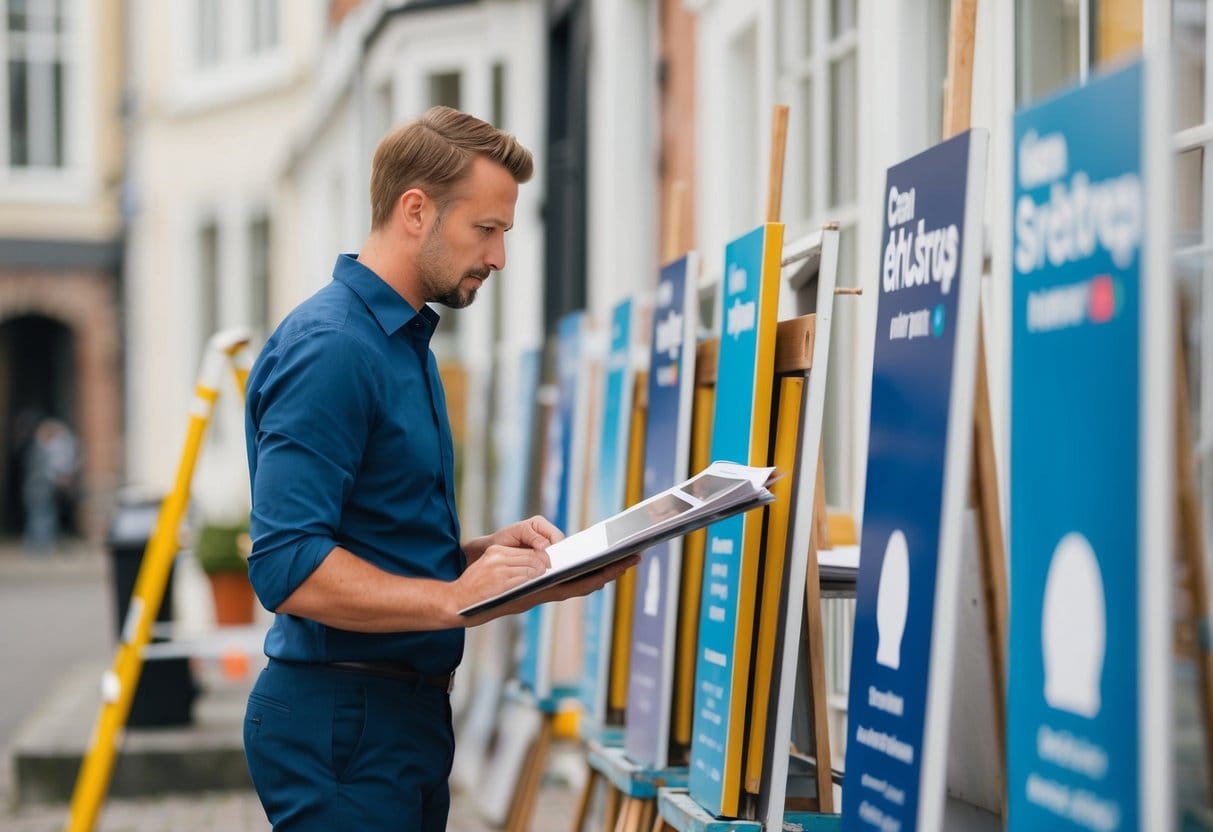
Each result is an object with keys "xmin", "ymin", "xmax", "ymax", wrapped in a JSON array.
[{"xmin": 417, "ymin": 218, "xmax": 490, "ymax": 309}]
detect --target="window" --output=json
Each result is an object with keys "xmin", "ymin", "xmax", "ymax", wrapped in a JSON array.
[
  {"xmin": 196, "ymin": 0, "xmax": 220, "ymax": 69},
  {"xmin": 189, "ymin": 0, "xmax": 281, "ymax": 76},
  {"xmin": 1016, "ymin": 0, "xmax": 1142, "ymax": 104},
  {"xmin": 250, "ymin": 0, "xmax": 278, "ymax": 55},
  {"xmin": 197, "ymin": 219, "xmax": 220, "ymax": 357},
  {"xmin": 491, "ymin": 62, "xmax": 506, "ymax": 128},
  {"xmin": 5, "ymin": 0, "xmax": 69, "ymax": 169},
  {"xmin": 248, "ymin": 213, "xmax": 271, "ymax": 337},
  {"xmin": 427, "ymin": 71, "xmax": 462, "ymax": 110},
  {"xmin": 776, "ymin": 0, "xmax": 861, "ymax": 506}
]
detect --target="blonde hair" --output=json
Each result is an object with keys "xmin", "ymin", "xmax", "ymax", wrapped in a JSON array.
[{"xmin": 369, "ymin": 106, "xmax": 534, "ymax": 230}]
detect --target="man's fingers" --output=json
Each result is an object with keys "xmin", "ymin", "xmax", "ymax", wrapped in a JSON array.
[{"xmin": 523, "ymin": 515, "xmax": 564, "ymax": 548}]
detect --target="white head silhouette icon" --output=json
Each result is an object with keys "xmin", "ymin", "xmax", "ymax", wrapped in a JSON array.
[
  {"xmin": 876, "ymin": 530, "xmax": 910, "ymax": 670},
  {"xmin": 1042, "ymin": 532, "xmax": 1106, "ymax": 718},
  {"xmin": 643, "ymin": 559, "xmax": 661, "ymax": 617}
]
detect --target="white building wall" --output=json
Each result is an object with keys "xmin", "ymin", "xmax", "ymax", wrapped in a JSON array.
[{"xmin": 124, "ymin": 0, "xmax": 322, "ymax": 516}]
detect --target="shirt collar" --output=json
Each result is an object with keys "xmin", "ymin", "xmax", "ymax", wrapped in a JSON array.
[{"xmin": 332, "ymin": 253, "xmax": 440, "ymax": 339}]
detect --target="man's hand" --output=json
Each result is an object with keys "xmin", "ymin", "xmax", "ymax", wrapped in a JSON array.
[
  {"xmin": 461, "ymin": 554, "xmax": 641, "ymax": 627},
  {"xmin": 465, "ymin": 515, "xmax": 564, "ymax": 564},
  {"xmin": 449, "ymin": 543, "xmax": 552, "ymax": 618}
]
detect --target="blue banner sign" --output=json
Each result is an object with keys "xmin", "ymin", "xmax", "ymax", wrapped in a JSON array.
[
  {"xmin": 689, "ymin": 223, "xmax": 782, "ymax": 817},
  {"xmin": 842, "ymin": 129, "xmax": 987, "ymax": 832},
  {"xmin": 518, "ymin": 312, "xmax": 586, "ymax": 698},
  {"xmin": 625, "ymin": 254, "xmax": 699, "ymax": 767},
  {"xmin": 581, "ymin": 299, "xmax": 635, "ymax": 722},
  {"xmin": 1008, "ymin": 62, "xmax": 1148, "ymax": 832}
]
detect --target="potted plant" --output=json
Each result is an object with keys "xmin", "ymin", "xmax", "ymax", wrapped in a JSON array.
[{"xmin": 194, "ymin": 519, "xmax": 255, "ymax": 626}]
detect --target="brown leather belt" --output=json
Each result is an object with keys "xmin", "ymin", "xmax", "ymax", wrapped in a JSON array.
[{"xmin": 327, "ymin": 660, "xmax": 455, "ymax": 694}]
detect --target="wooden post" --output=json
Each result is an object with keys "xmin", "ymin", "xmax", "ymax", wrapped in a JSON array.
[
  {"xmin": 664, "ymin": 180, "xmax": 689, "ymax": 264},
  {"xmin": 803, "ymin": 439, "xmax": 835, "ymax": 813},
  {"xmin": 942, "ymin": 0, "xmax": 977, "ymax": 138},
  {"xmin": 767, "ymin": 106, "xmax": 790, "ymax": 224}
]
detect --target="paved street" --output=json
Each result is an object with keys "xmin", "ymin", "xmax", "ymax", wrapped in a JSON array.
[{"xmin": 0, "ymin": 542, "xmax": 583, "ymax": 831}]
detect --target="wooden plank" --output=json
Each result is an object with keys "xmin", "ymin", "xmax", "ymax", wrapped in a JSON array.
[
  {"xmin": 942, "ymin": 0, "xmax": 977, "ymax": 140},
  {"xmin": 805, "ymin": 442, "xmax": 835, "ymax": 813},
  {"xmin": 767, "ymin": 105, "xmax": 790, "ymax": 224},
  {"xmin": 972, "ymin": 318, "xmax": 1008, "ymax": 777},
  {"xmin": 695, "ymin": 339, "xmax": 718, "ymax": 386},
  {"xmin": 664, "ymin": 181, "xmax": 689, "ymax": 264},
  {"xmin": 610, "ymin": 372, "xmax": 649, "ymax": 714},
  {"xmin": 674, "ymin": 382, "xmax": 716, "ymax": 750},
  {"xmin": 773, "ymin": 314, "xmax": 817, "ymax": 375},
  {"xmin": 744, "ymin": 377, "xmax": 804, "ymax": 793}
]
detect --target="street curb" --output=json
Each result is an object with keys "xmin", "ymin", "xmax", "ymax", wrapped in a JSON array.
[{"xmin": 11, "ymin": 662, "xmax": 253, "ymax": 805}]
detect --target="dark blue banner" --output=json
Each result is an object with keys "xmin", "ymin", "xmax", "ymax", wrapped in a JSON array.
[
  {"xmin": 626, "ymin": 255, "xmax": 698, "ymax": 767},
  {"xmin": 842, "ymin": 130, "xmax": 984, "ymax": 832}
]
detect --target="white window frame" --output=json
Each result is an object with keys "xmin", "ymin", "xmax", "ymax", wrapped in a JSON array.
[
  {"xmin": 0, "ymin": 0, "xmax": 89, "ymax": 202},
  {"xmin": 167, "ymin": 0, "xmax": 292, "ymax": 115}
]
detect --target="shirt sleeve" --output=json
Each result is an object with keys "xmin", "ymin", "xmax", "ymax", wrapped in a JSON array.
[{"xmin": 245, "ymin": 326, "xmax": 380, "ymax": 610}]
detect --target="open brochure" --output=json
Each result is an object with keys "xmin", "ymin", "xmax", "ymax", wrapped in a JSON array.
[{"xmin": 459, "ymin": 461, "xmax": 779, "ymax": 618}]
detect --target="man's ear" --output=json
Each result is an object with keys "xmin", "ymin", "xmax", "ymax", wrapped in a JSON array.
[{"xmin": 397, "ymin": 188, "xmax": 429, "ymax": 238}]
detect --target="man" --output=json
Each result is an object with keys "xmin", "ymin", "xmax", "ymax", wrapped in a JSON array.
[{"xmin": 243, "ymin": 106, "xmax": 633, "ymax": 830}]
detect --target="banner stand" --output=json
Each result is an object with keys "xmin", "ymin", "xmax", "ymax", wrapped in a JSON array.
[{"xmin": 654, "ymin": 265, "xmax": 845, "ymax": 832}]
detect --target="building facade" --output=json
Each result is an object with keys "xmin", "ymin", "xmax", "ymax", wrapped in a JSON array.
[
  {"xmin": 0, "ymin": 0, "xmax": 125, "ymax": 540},
  {"xmin": 122, "ymin": 0, "xmax": 322, "ymax": 521}
]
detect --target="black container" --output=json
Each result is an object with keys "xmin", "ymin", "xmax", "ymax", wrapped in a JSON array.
[{"xmin": 108, "ymin": 498, "xmax": 196, "ymax": 727}]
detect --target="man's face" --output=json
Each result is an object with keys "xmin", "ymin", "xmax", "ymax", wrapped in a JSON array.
[{"xmin": 417, "ymin": 156, "xmax": 519, "ymax": 309}]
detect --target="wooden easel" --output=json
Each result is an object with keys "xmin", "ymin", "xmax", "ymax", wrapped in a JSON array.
[{"xmin": 653, "ymin": 107, "xmax": 850, "ymax": 831}]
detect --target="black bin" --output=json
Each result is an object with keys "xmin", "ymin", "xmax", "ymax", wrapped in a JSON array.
[{"xmin": 108, "ymin": 498, "xmax": 197, "ymax": 727}]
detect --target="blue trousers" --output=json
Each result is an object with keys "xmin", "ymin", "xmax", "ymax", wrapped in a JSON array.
[{"xmin": 244, "ymin": 659, "xmax": 454, "ymax": 831}]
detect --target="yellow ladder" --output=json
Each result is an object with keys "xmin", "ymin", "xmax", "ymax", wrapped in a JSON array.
[{"xmin": 66, "ymin": 329, "xmax": 253, "ymax": 832}]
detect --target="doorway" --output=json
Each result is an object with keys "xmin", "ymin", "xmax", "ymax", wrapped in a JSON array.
[{"xmin": 0, "ymin": 315, "xmax": 78, "ymax": 536}]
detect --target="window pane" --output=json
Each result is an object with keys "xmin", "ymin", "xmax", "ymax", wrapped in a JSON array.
[
  {"xmin": 831, "ymin": 0, "xmax": 856, "ymax": 38},
  {"xmin": 428, "ymin": 71, "xmax": 461, "ymax": 110},
  {"xmin": 795, "ymin": 75, "xmax": 814, "ymax": 219},
  {"xmin": 50, "ymin": 58, "xmax": 61, "ymax": 165},
  {"xmin": 251, "ymin": 0, "xmax": 279, "ymax": 53},
  {"xmin": 7, "ymin": 0, "xmax": 27, "ymax": 32},
  {"xmin": 198, "ymin": 221, "xmax": 219, "ymax": 353},
  {"xmin": 829, "ymin": 51, "xmax": 857, "ymax": 206},
  {"xmin": 1176, "ymin": 147, "xmax": 1204, "ymax": 249},
  {"xmin": 8, "ymin": 58, "xmax": 26, "ymax": 167},
  {"xmin": 1175, "ymin": 0, "xmax": 1206, "ymax": 131},
  {"xmin": 1016, "ymin": 0, "xmax": 1080, "ymax": 105},
  {"xmin": 492, "ymin": 62, "xmax": 506, "ymax": 128},
  {"xmin": 197, "ymin": 0, "xmax": 220, "ymax": 68},
  {"xmin": 782, "ymin": 0, "xmax": 813, "ymax": 63},
  {"xmin": 374, "ymin": 80, "xmax": 392, "ymax": 138},
  {"xmin": 249, "ymin": 215, "xmax": 271, "ymax": 335}
]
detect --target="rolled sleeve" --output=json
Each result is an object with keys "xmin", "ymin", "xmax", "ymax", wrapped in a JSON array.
[{"xmin": 245, "ymin": 326, "xmax": 379, "ymax": 610}]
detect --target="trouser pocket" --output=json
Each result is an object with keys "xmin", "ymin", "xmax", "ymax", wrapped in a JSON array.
[{"xmin": 330, "ymin": 680, "xmax": 367, "ymax": 782}]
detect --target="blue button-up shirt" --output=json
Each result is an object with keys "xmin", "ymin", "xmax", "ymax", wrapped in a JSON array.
[{"xmin": 245, "ymin": 254, "xmax": 465, "ymax": 675}]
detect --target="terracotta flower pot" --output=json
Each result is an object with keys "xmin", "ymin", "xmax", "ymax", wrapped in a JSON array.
[{"xmin": 207, "ymin": 571, "xmax": 256, "ymax": 626}]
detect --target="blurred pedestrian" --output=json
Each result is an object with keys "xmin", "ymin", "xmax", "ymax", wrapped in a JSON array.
[{"xmin": 22, "ymin": 418, "xmax": 78, "ymax": 554}]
